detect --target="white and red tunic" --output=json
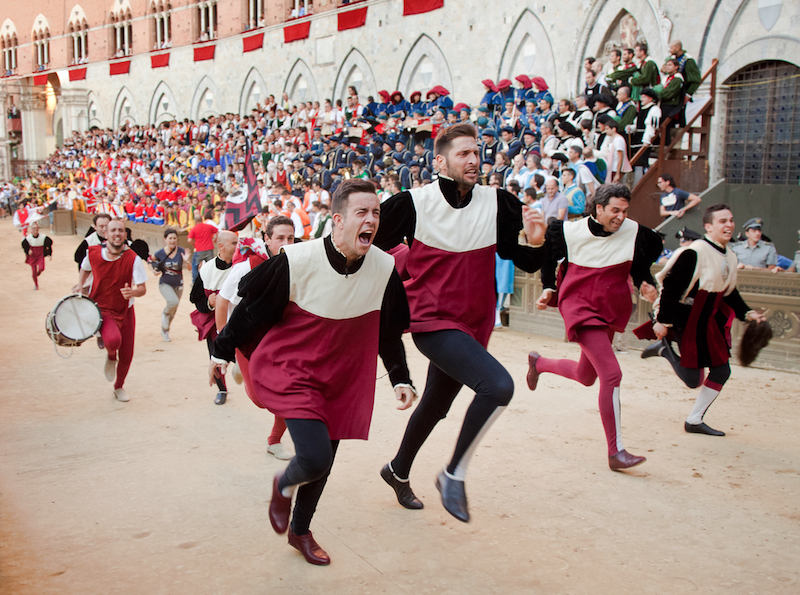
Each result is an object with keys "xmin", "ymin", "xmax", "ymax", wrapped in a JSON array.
[
  {"xmin": 375, "ymin": 177, "xmax": 544, "ymax": 347},
  {"xmin": 651, "ymin": 238, "xmax": 750, "ymax": 369},
  {"xmin": 22, "ymin": 233, "xmax": 52, "ymax": 269},
  {"xmin": 212, "ymin": 236, "xmax": 411, "ymax": 441},
  {"xmin": 189, "ymin": 257, "xmax": 232, "ymax": 340},
  {"xmin": 542, "ymin": 217, "xmax": 663, "ymax": 342}
]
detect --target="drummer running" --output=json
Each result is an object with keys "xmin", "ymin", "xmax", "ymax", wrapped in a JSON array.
[
  {"xmin": 22, "ymin": 220, "xmax": 53, "ymax": 290},
  {"xmin": 73, "ymin": 219, "xmax": 147, "ymax": 402}
]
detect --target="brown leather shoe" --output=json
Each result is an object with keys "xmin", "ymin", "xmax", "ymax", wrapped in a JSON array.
[
  {"xmin": 608, "ymin": 450, "xmax": 647, "ymax": 471},
  {"xmin": 288, "ymin": 529, "xmax": 330, "ymax": 566},
  {"xmin": 526, "ymin": 352, "xmax": 541, "ymax": 391},
  {"xmin": 269, "ymin": 472, "xmax": 292, "ymax": 535}
]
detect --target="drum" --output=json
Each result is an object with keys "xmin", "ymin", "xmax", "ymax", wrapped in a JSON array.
[{"xmin": 46, "ymin": 294, "xmax": 102, "ymax": 347}]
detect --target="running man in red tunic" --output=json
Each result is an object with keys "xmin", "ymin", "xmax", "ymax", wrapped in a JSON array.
[
  {"xmin": 74, "ymin": 219, "xmax": 148, "ymax": 402},
  {"xmin": 21, "ymin": 220, "xmax": 53, "ymax": 289},
  {"xmin": 527, "ymin": 184, "xmax": 663, "ymax": 470},
  {"xmin": 638, "ymin": 203, "xmax": 766, "ymax": 436},
  {"xmin": 374, "ymin": 123, "xmax": 547, "ymax": 522},
  {"xmin": 209, "ymin": 179, "xmax": 416, "ymax": 566}
]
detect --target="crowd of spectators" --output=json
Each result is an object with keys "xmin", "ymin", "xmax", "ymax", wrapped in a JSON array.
[{"xmin": 5, "ymin": 37, "xmax": 796, "ymax": 270}]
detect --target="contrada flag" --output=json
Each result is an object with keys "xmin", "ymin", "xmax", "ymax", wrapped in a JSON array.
[{"xmin": 224, "ymin": 142, "xmax": 260, "ymax": 231}]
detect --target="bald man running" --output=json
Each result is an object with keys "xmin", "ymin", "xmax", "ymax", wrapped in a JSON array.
[{"xmin": 190, "ymin": 230, "xmax": 238, "ymax": 404}]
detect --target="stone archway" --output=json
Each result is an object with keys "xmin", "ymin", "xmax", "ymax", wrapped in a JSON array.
[
  {"xmin": 498, "ymin": 9, "xmax": 557, "ymax": 95},
  {"xmin": 112, "ymin": 86, "xmax": 137, "ymax": 129},
  {"xmin": 396, "ymin": 34, "xmax": 453, "ymax": 98},
  {"xmin": 283, "ymin": 59, "xmax": 319, "ymax": 105},
  {"xmin": 149, "ymin": 80, "xmax": 178, "ymax": 125},
  {"xmin": 238, "ymin": 66, "xmax": 267, "ymax": 116},
  {"xmin": 190, "ymin": 75, "xmax": 221, "ymax": 121},
  {"xmin": 331, "ymin": 48, "xmax": 377, "ymax": 105},
  {"xmin": 574, "ymin": 0, "xmax": 672, "ymax": 93}
]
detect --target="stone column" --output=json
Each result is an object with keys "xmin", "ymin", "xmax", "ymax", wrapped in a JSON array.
[
  {"xmin": 0, "ymin": 89, "xmax": 11, "ymax": 182},
  {"xmin": 60, "ymin": 89, "xmax": 89, "ymax": 138},
  {"xmin": 20, "ymin": 89, "xmax": 48, "ymax": 163}
]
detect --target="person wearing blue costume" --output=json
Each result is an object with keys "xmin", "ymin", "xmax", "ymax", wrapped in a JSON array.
[
  {"xmin": 376, "ymin": 90, "xmax": 392, "ymax": 116},
  {"xmin": 492, "ymin": 79, "xmax": 515, "ymax": 112},
  {"xmin": 514, "ymin": 75, "xmax": 537, "ymax": 107},
  {"xmin": 389, "ymin": 91, "xmax": 411, "ymax": 118},
  {"xmin": 480, "ymin": 79, "xmax": 498, "ymax": 112}
]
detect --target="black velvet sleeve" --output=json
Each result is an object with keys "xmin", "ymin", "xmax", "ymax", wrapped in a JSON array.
[
  {"xmin": 656, "ymin": 249, "xmax": 697, "ymax": 325},
  {"xmin": 212, "ymin": 254, "xmax": 290, "ymax": 362},
  {"xmin": 374, "ymin": 191, "xmax": 416, "ymax": 250},
  {"xmin": 189, "ymin": 273, "xmax": 210, "ymax": 313},
  {"xmin": 631, "ymin": 225, "xmax": 663, "ymax": 288},
  {"xmin": 378, "ymin": 268, "xmax": 412, "ymax": 388},
  {"xmin": 21, "ymin": 238, "xmax": 30, "ymax": 256},
  {"xmin": 74, "ymin": 239, "xmax": 89, "ymax": 267},
  {"xmin": 723, "ymin": 288, "xmax": 751, "ymax": 321},
  {"xmin": 541, "ymin": 220, "xmax": 567, "ymax": 290},
  {"xmin": 496, "ymin": 189, "xmax": 546, "ymax": 273},
  {"xmin": 44, "ymin": 236, "xmax": 53, "ymax": 257}
]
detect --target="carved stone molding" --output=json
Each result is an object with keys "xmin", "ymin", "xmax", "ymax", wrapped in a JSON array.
[{"xmin": 20, "ymin": 92, "xmax": 46, "ymax": 112}]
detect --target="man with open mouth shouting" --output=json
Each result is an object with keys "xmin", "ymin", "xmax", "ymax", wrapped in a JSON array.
[
  {"xmin": 209, "ymin": 179, "xmax": 416, "ymax": 566},
  {"xmin": 375, "ymin": 123, "xmax": 547, "ymax": 523}
]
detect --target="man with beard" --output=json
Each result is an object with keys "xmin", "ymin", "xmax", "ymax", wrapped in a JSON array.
[
  {"xmin": 74, "ymin": 219, "xmax": 148, "ymax": 402},
  {"xmin": 375, "ymin": 123, "xmax": 547, "ymax": 522},
  {"xmin": 526, "ymin": 184, "xmax": 662, "ymax": 470}
]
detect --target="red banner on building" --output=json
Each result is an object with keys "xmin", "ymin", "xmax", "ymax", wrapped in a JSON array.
[
  {"xmin": 194, "ymin": 45, "xmax": 216, "ymax": 62},
  {"xmin": 151, "ymin": 53, "xmax": 170, "ymax": 68},
  {"xmin": 403, "ymin": 0, "xmax": 444, "ymax": 16},
  {"xmin": 243, "ymin": 32, "xmax": 264, "ymax": 53},
  {"xmin": 284, "ymin": 21, "xmax": 311, "ymax": 43},
  {"xmin": 68, "ymin": 68, "xmax": 87, "ymax": 81},
  {"xmin": 109, "ymin": 60, "xmax": 131, "ymax": 76},
  {"xmin": 338, "ymin": 6, "xmax": 368, "ymax": 31},
  {"xmin": 33, "ymin": 74, "xmax": 48, "ymax": 86}
]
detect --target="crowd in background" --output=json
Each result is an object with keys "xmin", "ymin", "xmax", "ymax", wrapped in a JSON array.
[{"xmin": 2, "ymin": 38, "xmax": 796, "ymax": 270}]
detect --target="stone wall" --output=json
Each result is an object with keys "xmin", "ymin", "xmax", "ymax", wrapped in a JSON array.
[{"xmin": 510, "ymin": 266, "xmax": 800, "ymax": 374}]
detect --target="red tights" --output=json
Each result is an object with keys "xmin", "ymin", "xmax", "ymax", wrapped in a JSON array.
[
  {"xmin": 100, "ymin": 306, "xmax": 136, "ymax": 390},
  {"xmin": 536, "ymin": 326, "xmax": 625, "ymax": 455}
]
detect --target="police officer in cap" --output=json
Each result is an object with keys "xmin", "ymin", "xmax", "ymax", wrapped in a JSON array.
[{"xmin": 731, "ymin": 217, "xmax": 779, "ymax": 271}]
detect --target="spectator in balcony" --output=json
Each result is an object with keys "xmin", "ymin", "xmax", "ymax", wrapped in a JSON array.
[
  {"xmin": 630, "ymin": 42, "xmax": 661, "ymax": 102},
  {"xmin": 657, "ymin": 173, "xmax": 701, "ymax": 219},
  {"xmin": 669, "ymin": 40, "xmax": 702, "ymax": 100},
  {"xmin": 731, "ymin": 218, "xmax": 779, "ymax": 271}
]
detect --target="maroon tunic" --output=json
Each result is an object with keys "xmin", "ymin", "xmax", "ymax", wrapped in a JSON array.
[{"xmin": 88, "ymin": 246, "xmax": 137, "ymax": 327}]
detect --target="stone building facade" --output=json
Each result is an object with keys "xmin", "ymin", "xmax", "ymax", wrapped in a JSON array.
[{"xmin": 0, "ymin": 0, "xmax": 798, "ymax": 185}]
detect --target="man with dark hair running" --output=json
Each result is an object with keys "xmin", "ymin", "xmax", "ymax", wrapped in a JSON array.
[
  {"xmin": 527, "ymin": 184, "xmax": 663, "ymax": 470},
  {"xmin": 638, "ymin": 203, "xmax": 766, "ymax": 436},
  {"xmin": 209, "ymin": 179, "xmax": 416, "ymax": 565},
  {"xmin": 375, "ymin": 122, "xmax": 547, "ymax": 522}
]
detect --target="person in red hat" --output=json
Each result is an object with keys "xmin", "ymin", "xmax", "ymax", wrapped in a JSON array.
[
  {"xmin": 389, "ymin": 91, "xmax": 410, "ymax": 118},
  {"xmin": 377, "ymin": 90, "xmax": 391, "ymax": 116},
  {"xmin": 492, "ymin": 79, "xmax": 515, "ymax": 113},
  {"xmin": 480, "ymin": 79, "xmax": 498, "ymax": 112},
  {"xmin": 514, "ymin": 74, "xmax": 536, "ymax": 106},
  {"xmin": 430, "ymin": 85, "xmax": 453, "ymax": 112}
]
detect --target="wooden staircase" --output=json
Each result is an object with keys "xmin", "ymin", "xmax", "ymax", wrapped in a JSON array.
[{"xmin": 627, "ymin": 59, "xmax": 719, "ymax": 229}]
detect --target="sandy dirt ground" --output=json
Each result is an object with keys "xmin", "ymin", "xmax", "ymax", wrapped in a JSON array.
[{"xmin": 1, "ymin": 218, "xmax": 798, "ymax": 595}]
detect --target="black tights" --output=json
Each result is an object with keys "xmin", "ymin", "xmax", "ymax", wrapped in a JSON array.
[
  {"xmin": 206, "ymin": 335, "xmax": 227, "ymax": 391},
  {"xmin": 662, "ymin": 338, "xmax": 731, "ymax": 389},
  {"xmin": 391, "ymin": 329, "xmax": 513, "ymax": 481},
  {"xmin": 278, "ymin": 419, "xmax": 340, "ymax": 535}
]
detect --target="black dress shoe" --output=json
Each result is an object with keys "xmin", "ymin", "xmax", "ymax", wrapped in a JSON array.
[
  {"xmin": 214, "ymin": 391, "xmax": 227, "ymax": 405},
  {"xmin": 269, "ymin": 473, "xmax": 292, "ymax": 534},
  {"xmin": 435, "ymin": 471, "xmax": 469, "ymax": 522},
  {"xmin": 608, "ymin": 450, "xmax": 647, "ymax": 470},
  {"xmin": 685, "ymin": 421, "xmax": 725, "ymax": 436},
  {"xmin": 380, "ymin": 464, "xmax": 423, "ymax": 509},
  {"xmin": 526, "ymin": 351, "xmax": 541, "ymax": 391},
  {"xmin": 288, "ymin": 529, "xmax": 330, "ymax": 566},
  {"xmin": 641, "ymin": 339, "xmax": 666, "ymax": 359}
]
